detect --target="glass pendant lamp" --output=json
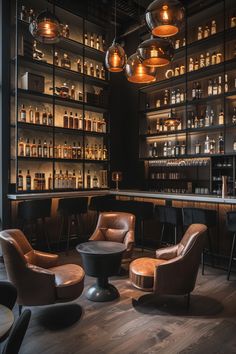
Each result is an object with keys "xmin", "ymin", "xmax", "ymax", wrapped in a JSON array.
[
  {"xmin": 164, "ymin": 110, "xmax": 180, "ymax": 128},
  {"xmin": 145, "ymin": 0, "xmax": 185, "ymax": 38},
  {"xmin": 105, "ymin": 0, "xmax": 126, "ymax": 72},
  {"xmin": 29, "ymin": 9, "xmax": 61, "ymax": 44},
  {"xmin": 125, "ymin": 52, "xmax": 157, "ymax": 84},
  {"xmin": 137, "ymin": 36, "xmax": 174, "ymax": 67}
]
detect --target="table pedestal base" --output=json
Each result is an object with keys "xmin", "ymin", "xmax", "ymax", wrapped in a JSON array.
[{"xmin": 86, "ymin": 277, "xmax": 119, "ymax": 302}]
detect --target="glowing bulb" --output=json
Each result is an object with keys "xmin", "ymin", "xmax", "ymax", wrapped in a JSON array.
[
  {"xmin": 162, "ymin": 5, "xmax": 169, "ymax": 21},
  {"xmin": 112, "ymin": 51, "xmax": 121, "ymax": 67}
]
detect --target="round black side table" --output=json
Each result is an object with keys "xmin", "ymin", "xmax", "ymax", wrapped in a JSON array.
[{"xmin": 76, "ymin": 241, "xmax": 126, "ymax": 302}]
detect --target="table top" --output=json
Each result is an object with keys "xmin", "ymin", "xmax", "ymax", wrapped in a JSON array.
[
  {"xmin": 76, "ymin": 241, "xmax": 126, "ymax": 255},
  {"xmin": 0, "ymin": 304, "xmax": 14, "ymax": 339}
]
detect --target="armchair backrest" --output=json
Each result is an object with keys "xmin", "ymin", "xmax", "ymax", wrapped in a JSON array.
[{"xmin": 177, "ymin": 223, "xmax": 207, "ymax": 257}]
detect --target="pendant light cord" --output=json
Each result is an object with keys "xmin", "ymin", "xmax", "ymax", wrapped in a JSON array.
[{"xmin": 114, "ymin": 0, "xmax": 117, "ymax": 40}]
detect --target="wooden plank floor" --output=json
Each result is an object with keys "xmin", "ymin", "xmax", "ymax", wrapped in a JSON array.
[{"xmin": 1, "ymin": 249, "xmax": 236, "ymax": 354}]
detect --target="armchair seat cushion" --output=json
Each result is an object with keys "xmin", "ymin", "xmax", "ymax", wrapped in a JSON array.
[
  {"xmin": 50, "ymin": 264, "xmax": 85, "ymax": 301},
  {"xmin": 130, "ymin": 257, "xmax": 166, "ymax": 291}
]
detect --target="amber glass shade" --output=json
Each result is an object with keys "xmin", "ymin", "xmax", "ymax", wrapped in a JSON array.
[
  {"xmin": 164, "ymin": 114, "xmax": 180, "ymax": 127},
  {"xmin": 145, "ymin": 0, "xmax": 185, "ymax": 38},
  {"xmin": 137, "ymin": 36, "xmax": 174, "ymax": 67},
  {"xmin": 125, "ymin": 53, "xmax": 157, "ymax": 84},
  {"xmin": 29, "ymin": 9, "xmax": 61, "ymax": 44},
  {"xmin": 105, "ymin": 41, "xmax": 126, "ymax": 72}
]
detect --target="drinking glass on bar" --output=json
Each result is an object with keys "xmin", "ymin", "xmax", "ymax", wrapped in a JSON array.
[{"xmin": 112, "ymin": 171, "xmax": 122, "ymax": 190}]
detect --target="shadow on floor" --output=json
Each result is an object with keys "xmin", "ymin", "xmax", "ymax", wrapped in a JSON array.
[
  {"xmin": 37, "ymin": 303, "xmax": 83, "ymax": 330},
  {"xmin": 132, "ymin": 293, "xmax": 224, "ymax": 317}
]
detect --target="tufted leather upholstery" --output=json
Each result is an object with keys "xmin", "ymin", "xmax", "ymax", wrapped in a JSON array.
[
  {"xmin": 0, "ymin": 229, "xmax": 85, "ymax": 306},
  {"xmin": 130, "ymin": 224, "xmax": 207, "ymax": 295},
  {"xmin": 89, "ymin": 212, "xmax": 135, "ymax": 262}
]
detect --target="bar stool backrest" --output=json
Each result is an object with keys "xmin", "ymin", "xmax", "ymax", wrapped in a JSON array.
[
  {"xmin": 18, "ymin": 199, "xmax": 52, "ymax": 221},
  {"xmin": 108, "ymin": 200, "xmax": 154, "ymax": 221},
  {"xmin": 89, "ymin": 195, "xmax": 116, "ymax": 212},
  {"xmin": 155, "ymin": 205, "xmax": 182, "ymax": 226},
  {"xmin": 57, "ymin": 197, "xmax": 88, "ymax": 215},
  {"xmin": 226, "ymin": 211, "xmax": 236, "ymax": 233},
  {"xmin": 182, "ymin": 207, "xmax": 217, "ymax": 228}
]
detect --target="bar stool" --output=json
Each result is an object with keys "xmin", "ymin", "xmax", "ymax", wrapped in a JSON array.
[
  {"xmin": 182, "ymin": 207, "xmax": 217, "ymax": 274},
  {"xmin": 89, "ymin": 195, "xmax": 116, "ymax": 215},
  {"xmin": 57, "ymin": 197, "xmax": 88, "ymax": 252},
  {"xmin": 226, "ymin": 211, "xmax": 236, "ymax": 280},
  {"xmin": 155, "ymin": 205, "xmax": 183, "ymax": 245},
  {"xmin": 17, "ymin": 199, "xmax": 52, "ymax": 250}
]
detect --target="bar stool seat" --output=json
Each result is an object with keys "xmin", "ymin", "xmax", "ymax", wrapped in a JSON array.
[
  {"xmin": 17, "ymin": 199, "xmax": 52, "ymax": 249},
  {"xmin": 226, "ymin": 211, "xmax": 236, "ymax": 280},
  {"xmin": 57, "ymin": 197, "xmax": 88, "ymax": 252},
  {"xmin": 155, "ymin": 205, "xmax": 183, "ymax": 245}
]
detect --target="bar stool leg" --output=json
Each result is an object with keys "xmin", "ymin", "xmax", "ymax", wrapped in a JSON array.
[
  {"xmin": 160, "ymin": 224, "xmax": 165, "ymax": 245},
  {"xmin": 57, "ymin": 214, "xmax": 64, "ymax": 251},
  {"xmin": 42, "ymin": 217, "xmax": 50, "ymax": 251},
  {"xmin": 174, "ymin": 226, "xmax": 177, "ymax": 245},
  {"xmin": 227, "ymin": 233, "xmax": 236, "ymax": 281},
  {"xmin": 141, "ymin": 220, "xmax": 144, "ymax": 253},
  {"xmin": 207, "ymin": 229, "xmax": 214, "ymax": 267},
  {"xmin": 201, "ymin": 251, "xmax": 205, "ymax": 275}
]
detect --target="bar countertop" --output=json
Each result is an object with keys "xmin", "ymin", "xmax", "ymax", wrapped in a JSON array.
[{"xmin": 7, "ymin": 188, "xmax": 236, "ymax": 204}]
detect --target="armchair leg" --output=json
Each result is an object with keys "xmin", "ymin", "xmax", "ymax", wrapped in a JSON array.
[{"xmin": 18, "ymin": 304, "xmax": 23, "ymax": 316}]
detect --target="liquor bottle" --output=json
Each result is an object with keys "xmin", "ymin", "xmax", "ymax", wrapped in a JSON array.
[
  {"xmin": 102, "ymin": 37, "xmax": 106, "ymax": 51},
  {"xmin": 175, "ymin": 141, "xmax": 180, "ymax": 156},
  {"xmin": 209, "ymin": 139, "xmax": 216, "ymax": 154},
  {"xmin": 18, "ymin": 137, "xmax": 24, "ymax": 156},
  {"xmin": 209, "ymin": 109, "xmax": 214, "ymax": 125},
  {"xmin": 57, "ymin": 144, "xmax": 62, "ymax": 159},
  {"xmin": 92, "ymin": 172, "xmax": 99, "ymax": 188},
  {"xmin": 63, "ymin": 111, "xmax": 68, "ymax": 128},
  {"xmin": 211, "ymin": 52, "xmax": 217, "ymax": 65},
  {"xmin": 199, "ymin": 54, "xmax": 205, "ymax": 68},
  {"xmin": 211, "ymin": 20, "xmax": 217, "ymax": 35},
  {"xmin": 218, "ymin": 76, "xmax": 222, "ymax": 94},
  {"xmin": 101, "ymin": 65, "xmax": 105, "ymax": 79},
  {"xmin": 77, "ymin": 142, "xmax": 82, "ymax": 159},
  {"xmin": 29, "ymin": 106, "xmax": 34, "ymax": 123},
  {"xmin": 84, "ymin": 33, "xmax": 88, "ymax": 45},
  {"xmin": 194, "ymin": 58, "xmax": 199, "ymax": 71},
  {"xmin": 197, "ymin": 26, "xmax": 203, "ymax": 40},
  {"xmin": 103, "ymin": 145, "xmax": 108, "ymax": 160},
  {"xmin": 35, "ymin": 107, "xmax": 40, "ymax": 124},
  {"xmin": 25, "ymin": 138, "xmax": 30, "ymax": 157},
  {"xmin": 225, "ymin": 74, "xmax": 228, "ymax": 93},
  {"xmin": 69, "ymin": 112, "xmax": 74, "ymax": 129},
  {"xmin": 194, "ymin": 114, "xmax": 199, "ymax": 128},
  {"xmin": 232, "ymin": 107, "xmax": 236, "ymax": 124},
  {"xmin": 189, "ymin": 58, "xmax": 194, "ymax": 71},
  {"xmin": 180, "ymin": 142, "xmax": 186, "ymax": 155},
  {"xmin": 74, "ymin": 112, "xmax": 79, "ymax": 129},
  {"xmin": 205, "ymin": 52, "xmax": 210, "ymax": 66},
  {"xmin": 31, "ymin": 139, "xmax": 37, "ymax": 157},
  {"xmin": 204, "ymin": 25, "xmax": 210, "ymax": 38},
  {"xmin": 176, "ymin": 88, "xmax": 181, "ymax": 103},
  {"xmin": 196, "ymin": 82, "xmax": 202, "ymax": 99},
  {"xmin": 54, "ymin": 51, "xmax": 59, "ymax": 66},
  {"xmin": 85, "ymin": 143, "xmax": 89, "ymax": 159},
  {"xmin": 233, "ymin": 138, "xmax": 236, "ymax": 152},
  {"xmin": 171, "ymin": 90, "xmax": 176, "ymax": 104},
  {"xmin": 38, "ymin": 140, "xmax": 42, "ymax": 157},
  {"xmin": 204, "ymin": 135, "xmax": 210, "ymax": 154},
  {"xmin": 48, "ymin": 110, "xmax": 53, "ymax": 126},
  {"xmin": 71, "ymin": 85, "xmax": 75, "ymax": 100},
  {"xmin": 96, "ymin": 36, "xmax": 100, "ymax": 50},
  {"xmin": 48, "ymin": 173, "xmax": 53, "ymax": 190},
  {"xmin": 98, "ymin": 144, "xmax": 102, "ymax": 160},
  {"xmin": 18, "ymin": 170, "xmax": 23, "ymax": 191},
  {"xmin": 19, "ymin": 104, "xmax": 26, "ymax": 122},
  {"xmin": 230, "ymin": 14, "xmax": 236, "ymax": 28},
  {"xmin": 64, "ymin": 24, "xmax": 70, "ymax": 38},
  {"xmin": 156, "ymin": 119, "xmax": 160, "ymax": 132},
  {"xmin": 192, "ymin": 82, "xmax": 197, "ymax": 99},
  {"xmin": 43, "ymin": 140, "xmax": 48, "ymax": 158},
  {"xmin": 26, "ymin": 170, "xmax": 31, "ymax": 191},
  {"xmin": 96, "ymin": 65, "xmax": 100, "ymax": 78},
  {"xmin": 77, "ymin": 58, "xmax": 82, "ymax": 73},
  {"xmin": 84, "ymin": 61, "xmax": 88, "ymax": 75},
  {"xmin": 163, "ymin": 141, "xmax": 167, "ymax": 157},
  {"xmin": 175, "ymin": 39, "xmax": 180, "ymax": 49},
  {"xmin": 87, "ymin": 170, "xmax": 91, "ymax": 188},
  {"xmin": 63, "ymin": 141, "xmax": 68, "ymax": 159},
  {"xmin": 90, "ymin": 63, "xmax": 94, "ymax": 76},
  {"xmin": 78, "ymin": 91, "xmax": 83, "ymax": 101},
  {"xmin": 78, "ymin": 114, "xmax": 83, "ymax": 130},
  {"xmin": 205, "ymin": 110, "xmax": 210, "ymax": 127},
  {"xmin": 212, "ymin": 79, "xmax": 218, "ymax": 95},
  {"xmin": 78, "ymin": 170, "xmax": 83, "ymax": 189},
  {"xmin": 187, "ymin": 113, "xmax": 191, "ymax": 129},
  {"xmin": 218, "ymin": 133, "xmax": 224, "ymax": 154},
  {"xmin": 72, "ymin": 142, "xmax": 77, "ymax": 159},
  {"xmin": 90, "ymin": 34, "xmax": 94, "ymax": 47},
  {"xmin": 199, "ymin": 111, "xmax": 205, "ymax": 127},
  {"xmin": 218, "ymin": 109, "xmax": 224, "ymax": 125},
  {"xmin": 208, "ymin": 79, "xmax": 213, "ymax": 95},
  {"xmin": 86, "ymin": 114, "xmax": 92, "ymax": 131},
  {"xmin": 190, "ymin": 111, "xmax": 195, "ymax": 128},
  {"xmin": 180, "ymin": 65, "xmax": 185, "ymax": 75},
  {"xmin": 20, "ymin": 5, "xmax": 27, "ymax": 21},
  {"xmin": 61, "ymin": 53, "xmax": 71, "ymax": 69},
  {"xmin": 152, "ymin": 142, "xmax": 158, "ymax": 157},
  {"xmin": 216, "ymin": 51, "xmax": 222, "ymax": 64},
  {"xmin": 42, "ymin": 109, "xmax": 47, "ymax": 125},
  {"xmin": 92, "ymin": 116, "xmax": 97, "ymax": 132},
  {"xmin": 195, "ymin": 141, "xmax": 201, "ymax": 154},
  {"xmin": 67, "ymin": 144, "xmax": 72, "ymax": 159}
]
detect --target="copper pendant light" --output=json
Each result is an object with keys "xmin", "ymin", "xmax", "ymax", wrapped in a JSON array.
[
  {"xmin": 105, "ymin": 0, "xmax": 126, "ymax": 72},
  {"xmin": 145, "ymin": 0, "xmax": 185, "ymax": 38},
  {"xmin": 125, "ymin": 53, "xmax": 157, "ymax": 84},
  {"xmin": 29, "ymin": 9, "xmax": 61, "ymax": 44},
  {"xmin": 137, "ymin": 36, "xmax": 174, "ymax": 67}
]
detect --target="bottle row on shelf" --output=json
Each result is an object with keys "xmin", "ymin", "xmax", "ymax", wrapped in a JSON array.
[
  {"xmin": 188, "ymin": 50, "xmax": 223, "ymax": 72},
  {"xmin": 18, "ymin": 138, "xmax": 108, "ymax": 161},
  {"xmin": 187, "ymin": 108, "xmax": 225, "ymax": 128},
  {"xmin": 17, "ymin": 169, "xmax": 108, "ymax": 191},
  {"xmin": 149, "ymin": 141, "xmax": 186, "ymax": 158},
  {"xmin": 148, "ymin": 158, "xmax": 210, "ymax": 167},
  {"xmin": 20, "ymin": 6, "xmax": 106, "ymax": 52}
]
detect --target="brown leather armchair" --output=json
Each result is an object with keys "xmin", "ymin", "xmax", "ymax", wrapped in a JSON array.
[
  {"xmin": 0, "ymin": 229, "xmax": 85, "ymax": 307},
  {"xmin": 89, "ymin": 212, "xmax": 135, "ymax": 262},
  {"xmin": 130, "ymin": 224, "xmax": 207, "ymax": 296}
]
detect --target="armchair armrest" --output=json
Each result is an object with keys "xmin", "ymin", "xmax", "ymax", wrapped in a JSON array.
[
  {"xmin": 89, "ymin": 229, "xmax": 105, "ymax": 241},
  {"xmin": 124, "ymin": 231, "xmax": 135, "ymax": 252},
  {"xmin": 156, "ymin": 244, "xmax": 178, "ymax": 260},
  {"xmin": 25, "ymin": 250, "xmax": 59, "ymax": 268}
]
